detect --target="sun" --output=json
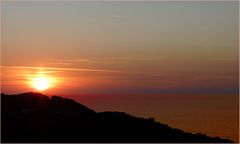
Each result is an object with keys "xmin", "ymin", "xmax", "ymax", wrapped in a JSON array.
[
  {"xmin": 30, "ymin": 74, "xmax": 56, "ymax": 91},
  {"xmin": 27, "ymin": 69, "xmax": 58, "ymax": 91},
  {"xmin": 31, "ymin": 77, "xmax": 51, "ymax": 91}
]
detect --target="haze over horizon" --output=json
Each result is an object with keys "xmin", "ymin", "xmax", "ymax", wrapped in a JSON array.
[{"xmin": 1, "ymin": 1, "xmax": 239, "ymax": 142}]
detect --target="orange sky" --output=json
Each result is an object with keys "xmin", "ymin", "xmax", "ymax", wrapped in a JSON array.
[{"xmin": 1, "ymin": 1, "xmax": 239, "ymax": 142}]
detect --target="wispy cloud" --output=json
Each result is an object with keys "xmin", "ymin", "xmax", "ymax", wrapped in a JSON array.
[
  {"xmin": 48, "ymin": 62, "xmax": 72, "ymax": 66},
  {"xmin": 55, "ymin": 59, "xmax": 90, "ymax": 62},
  {"xmin": 1, "ymin": 65, "xmax": 154, "ymax": 75},
  {"xmin": 207, "ymin": 58, "xmax": 238, "ymax": 62},
  {"xmin": 54, "ymin": 56, "xmax": 163, "ymax": 64},
  {"xmin": 96, "ymin": 57, "xmax": 163, "ymax": 61},
  {"xmin": 1, "ymin": 66, "xmax": 122, "ymax": 73},
  {"xmin": 111, "ymin": 14, "xmax": 120, "ymax": 18}
]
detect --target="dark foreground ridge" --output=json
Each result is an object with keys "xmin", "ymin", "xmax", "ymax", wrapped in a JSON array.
[{"xmin": 1, "ymin": 92, "xmax": 233, "ymax": 143}]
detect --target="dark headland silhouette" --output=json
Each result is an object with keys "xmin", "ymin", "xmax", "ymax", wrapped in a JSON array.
[{"xmin": 1, "ymin": 92, "xmax": 233, "ymax": 143}]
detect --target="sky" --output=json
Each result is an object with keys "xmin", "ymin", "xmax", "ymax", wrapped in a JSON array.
[{"xmin": 1, "ymin": 1, "xmax": 239, "ymax": 142}]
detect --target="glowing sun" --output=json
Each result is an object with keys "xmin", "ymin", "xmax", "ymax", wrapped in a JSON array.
[{"xmin": 30, "ymin": 76, "xmax": 55, "ymax": 91}]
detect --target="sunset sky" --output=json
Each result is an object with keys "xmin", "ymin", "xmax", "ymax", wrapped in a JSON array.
[{"xmin": 1, "ymin": 1, "xmax": 239, "ymax": 142}]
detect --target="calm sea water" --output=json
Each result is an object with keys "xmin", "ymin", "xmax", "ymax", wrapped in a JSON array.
[{"xmin": 66, "ymin": 93, "xmax": 239, "ymax": 142}]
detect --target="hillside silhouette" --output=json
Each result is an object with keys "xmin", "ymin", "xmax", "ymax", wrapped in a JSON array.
[{"xmin": 1, "ymin": 92, "xmax": 233, "ymax": 143}]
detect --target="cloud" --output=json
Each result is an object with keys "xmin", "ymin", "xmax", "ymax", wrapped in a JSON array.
[
  {"xmin": 56, "ymin": 59, "xmax": 90, "ymax": 62},
  {"xmin": 1, "ymin": 66, "xmax": 122, "ymax": 73},
  {"xmin": 55, "ymin": 56, "xmax": 163, "ymax": 64},
  {"xmin": 111, "ymin": 14, "xmax": 120, "ymax": 18},
  {"xmin": 207, "ymin": 58, "xmax": 238, "ymax": 62},
  {"xmin": 95, "ymin": 57, "xmax": 163, "ymax": 61},
  {"xmin": 48, "ymin": 62, "xmax": 72, "ymax": 66},
  {"xmin": 1, "ymin": 65, "xmax": 154, "ymax": 76}
]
